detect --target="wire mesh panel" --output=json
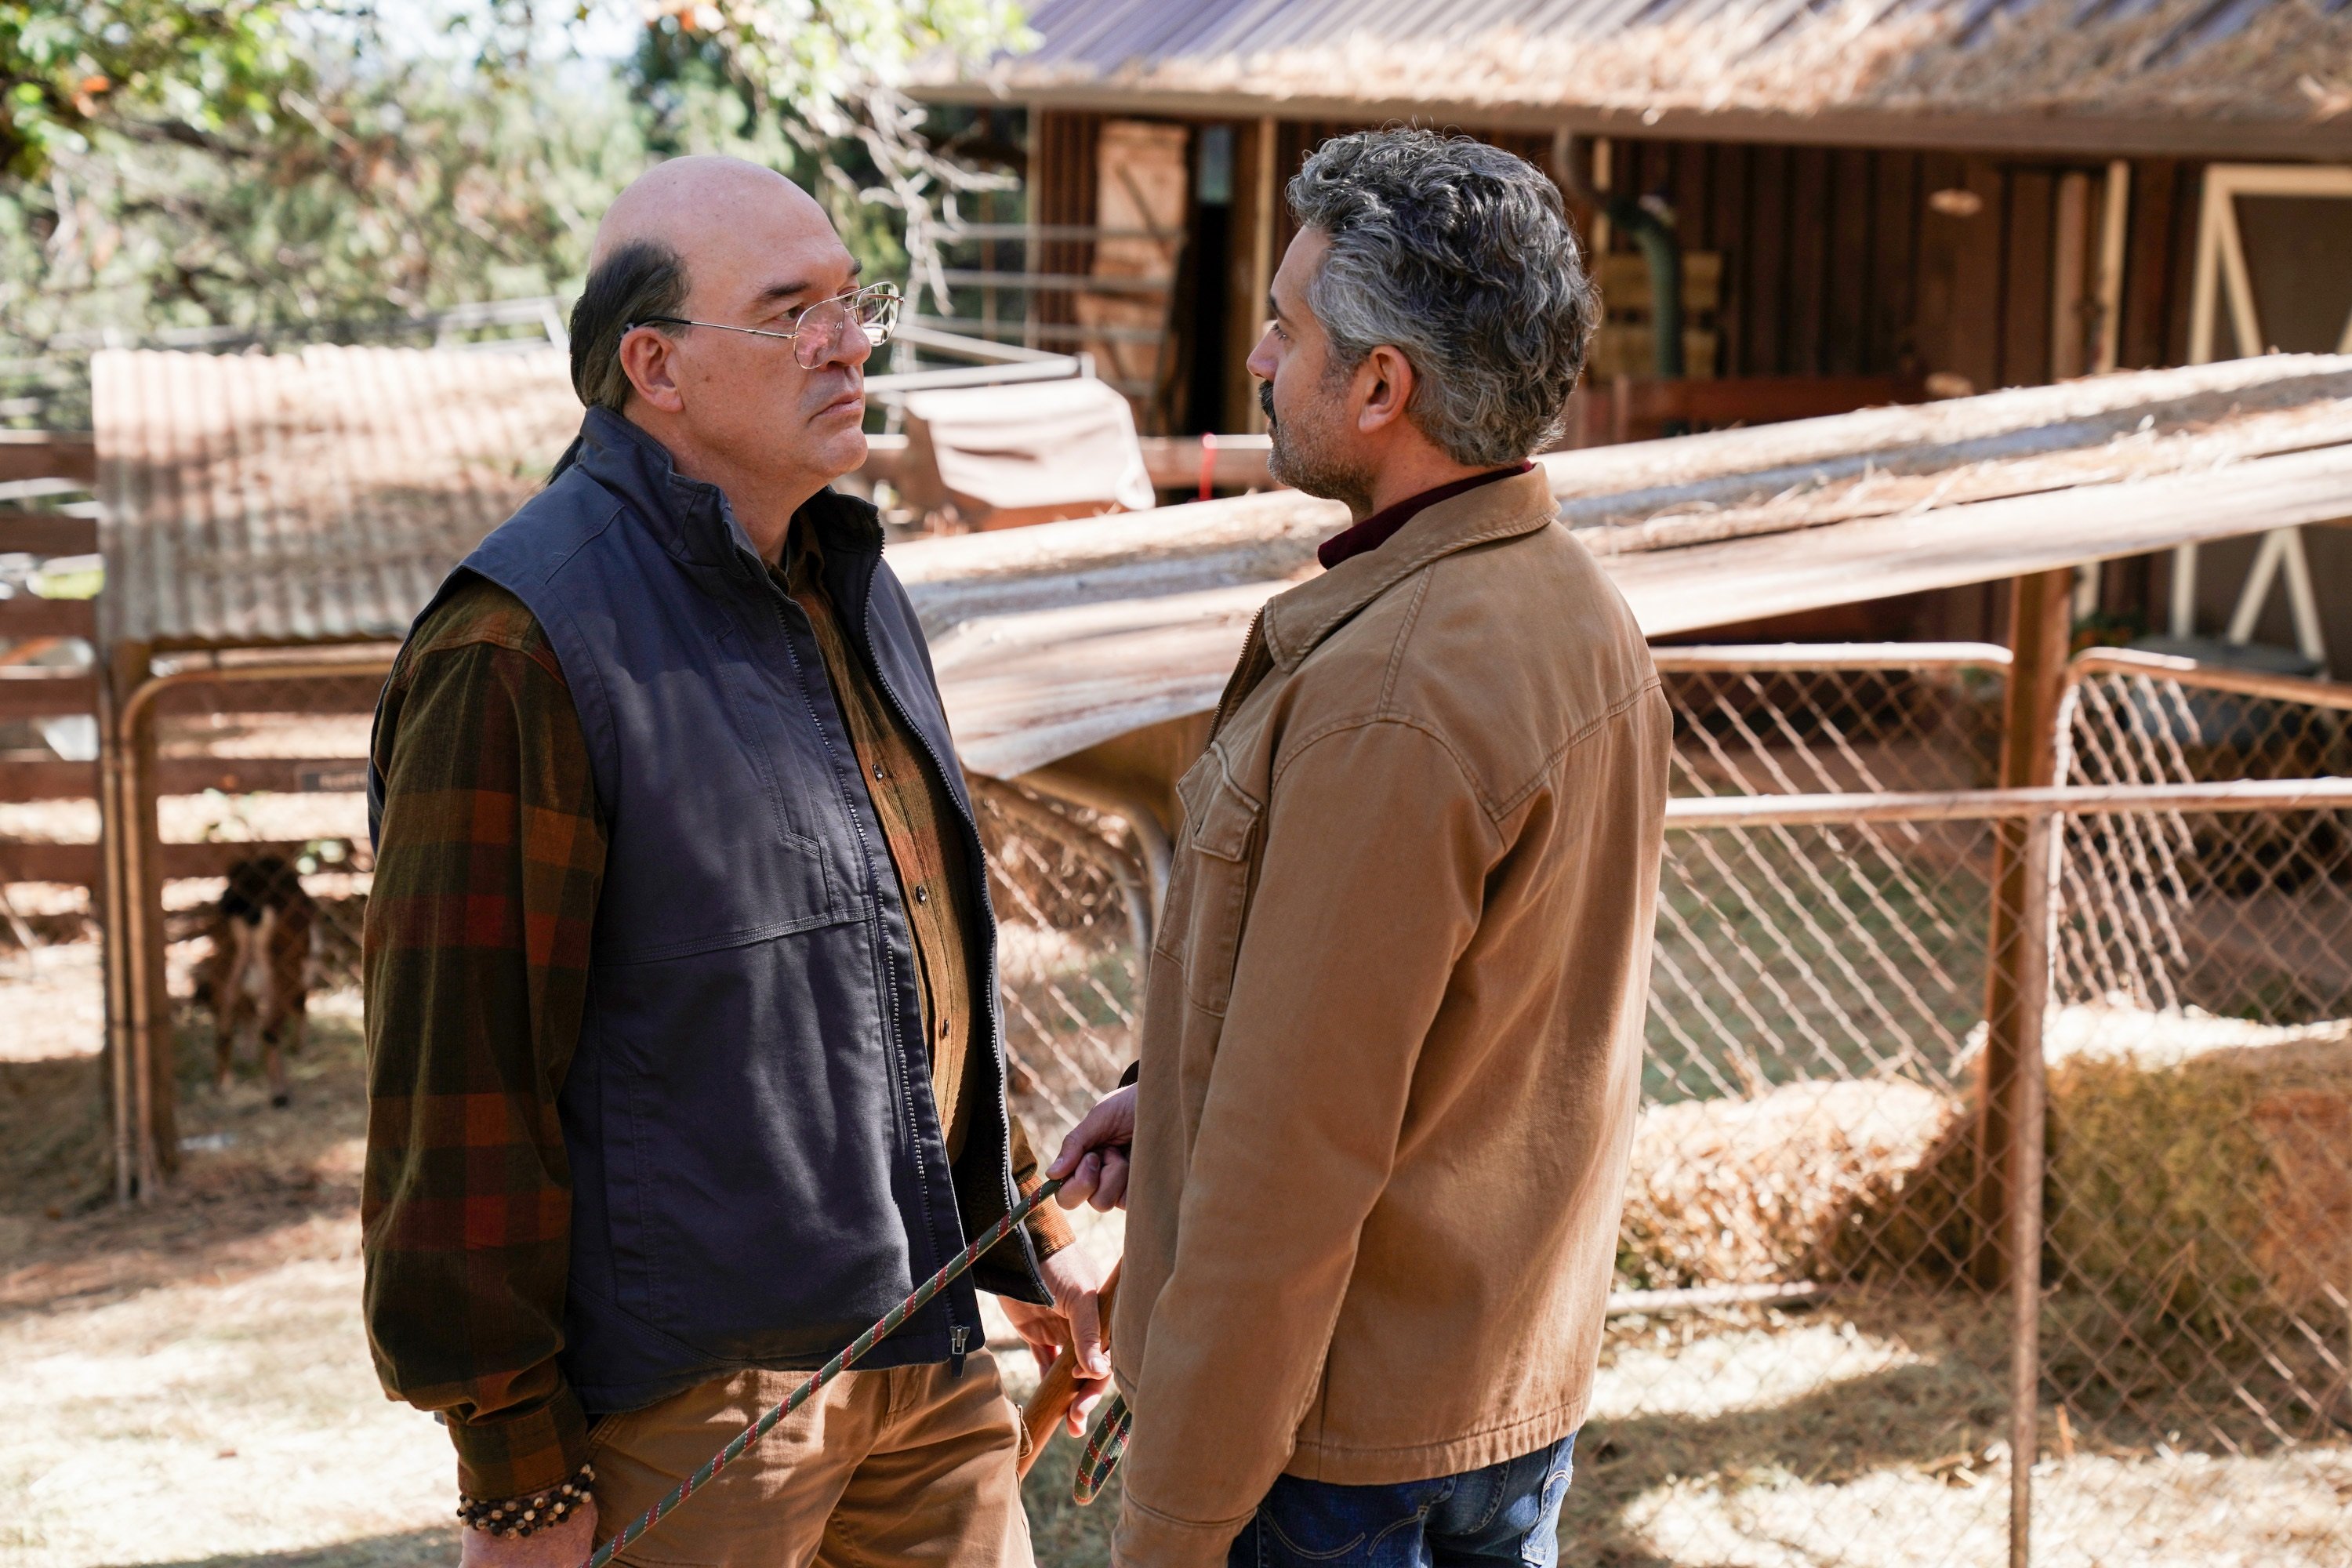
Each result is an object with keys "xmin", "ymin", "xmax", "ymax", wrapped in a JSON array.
[
  {"xmin": 969, "ymin": 779, "xmax": 1149, "ymax": 1144},
  {"xmin": 2041, "ymin": 664, "xmax": 2352, "ymax": 1566},
  {"xmin": 1584, "ymin": 652, "xmax": 2020, "ymax": 1567}
]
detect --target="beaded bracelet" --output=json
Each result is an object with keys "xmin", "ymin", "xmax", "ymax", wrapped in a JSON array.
[{"xmin": 457, "ymin": 1462, "xmax": 596, "ymax": 1538}]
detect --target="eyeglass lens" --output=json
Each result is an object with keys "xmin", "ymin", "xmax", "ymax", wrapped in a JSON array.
[{"xmin": 793, "ymin": 289, "xmax": 900, "ymax": 369}]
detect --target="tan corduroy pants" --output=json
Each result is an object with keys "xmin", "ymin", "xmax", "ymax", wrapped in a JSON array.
[{"xmin": 588, "ymin": 1349, "xmax": 1034, "ymax": 1568}]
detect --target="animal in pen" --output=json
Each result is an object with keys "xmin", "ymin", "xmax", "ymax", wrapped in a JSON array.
[{"xmin": 195, "ymin": 856, "xmax": 318, "ymax": 1107}]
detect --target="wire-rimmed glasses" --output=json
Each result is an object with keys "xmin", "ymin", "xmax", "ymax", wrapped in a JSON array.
[{"xmin": 627, "ymin": 283, "xmax": 902, "ymax": 370}]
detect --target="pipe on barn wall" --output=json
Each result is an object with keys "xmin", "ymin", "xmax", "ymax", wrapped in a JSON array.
[{"xmin": 1609, "ymin": 193, "xmax": 1686, "ymax": 399}]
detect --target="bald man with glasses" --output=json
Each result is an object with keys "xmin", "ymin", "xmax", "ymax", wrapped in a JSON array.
[{"xmin": 363, "ymin": 156, "xmax": 1109, "ymax": 1568}]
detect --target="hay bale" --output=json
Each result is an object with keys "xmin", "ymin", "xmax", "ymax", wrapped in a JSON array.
[
  {"xmin": 1617, "ymin": 1007, "xmax": 2352, "ymax": 1320},
  {"xmin": 1617, "ymin": 1079, "xmax": 1956, "ymax": 1290},
  {"xmin": 2044, "ymin": 1010, "xmax": 2352, "ymax": 1330}
]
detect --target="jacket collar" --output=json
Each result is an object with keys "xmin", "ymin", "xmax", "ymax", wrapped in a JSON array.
[
  {"xmin": 1260, "ymin": 464, "xmax": 1559, "ymax": 672},
  {"xmin": 568, "ymin": 406, "xmax": 884, "ymax": 579}
]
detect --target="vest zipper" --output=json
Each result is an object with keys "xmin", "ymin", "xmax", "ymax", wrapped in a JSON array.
[{"xmin": 848, "ymin": 550, "xmax": 1045, "ymax": 1310}]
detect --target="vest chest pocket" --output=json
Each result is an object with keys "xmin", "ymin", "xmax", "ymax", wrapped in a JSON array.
[{"xmin": 1170, "ymin": 750, "xmax": 1264, "ymax": 1016}]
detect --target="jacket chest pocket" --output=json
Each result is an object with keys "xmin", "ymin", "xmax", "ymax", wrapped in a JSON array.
[{"xmin": 1166, "ymin": 749, "xmax": 1264, "ymax": 1017}]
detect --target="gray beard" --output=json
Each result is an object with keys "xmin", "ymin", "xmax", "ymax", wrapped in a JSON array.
[{"xmin": 1262, "ymin": 381, "xmax": 1373, "ymax": 516}]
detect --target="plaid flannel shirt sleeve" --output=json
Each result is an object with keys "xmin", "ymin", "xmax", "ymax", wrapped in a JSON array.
[{"xmin": 361, "ymin": 578, "xmax": 607, "ymax": 1504}]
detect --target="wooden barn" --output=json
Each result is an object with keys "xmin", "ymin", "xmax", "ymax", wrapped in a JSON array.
[{"xmin": 912, "ymin": 0, "xmax": 2352, "ymax": 662}]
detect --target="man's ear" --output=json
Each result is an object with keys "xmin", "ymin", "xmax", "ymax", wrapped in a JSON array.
[
  {"xmin": 619, "ymin": 327, "xmax": 688, "ymax": 415},
  {"xmin": 1352, "ymin": 345, "xmax": 1417, "ymax": 435}
]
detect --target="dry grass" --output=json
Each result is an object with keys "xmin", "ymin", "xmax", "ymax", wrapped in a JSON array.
[
  {"xmin": 4, "ymin": 975, "xmax": 2347, "ymax": 1566},
  {"xmin": 1577, "ymin": 1297, "xmax": 2352, "ymax": 1567},
  {"xmin": 0, "ymin": 991, "xmax": 456, "ymax": 1568}
]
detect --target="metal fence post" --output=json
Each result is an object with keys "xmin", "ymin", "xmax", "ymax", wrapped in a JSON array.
[
  {"xmin": 1976, "ymin": 571, "xmax": 2071, "ymax": 1288},
  {"xmin": 2007, "ymin": 805, "xmax": 2054, "ymax": 1568}
]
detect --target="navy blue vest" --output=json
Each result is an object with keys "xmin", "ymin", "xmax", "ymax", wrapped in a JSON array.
[{"xmin": 373, "ymin": 409, "xmax": 1044, "ymax": 1413}]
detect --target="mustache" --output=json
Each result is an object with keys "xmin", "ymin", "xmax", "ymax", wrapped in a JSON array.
[{"xmin": 1258, "ymin": 381, "xmax": 1276, "ymax": 427}]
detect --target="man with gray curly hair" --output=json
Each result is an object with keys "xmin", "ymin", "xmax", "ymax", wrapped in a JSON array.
[{"xmin": 1046, "ymin": 129, "xmax": 1672, "ymax": 1568}]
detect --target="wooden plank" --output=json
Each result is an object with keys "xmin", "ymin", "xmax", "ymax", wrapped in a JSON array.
[
  {"xmin": 1624, "ymin": 373, "xmax": 1922, "ymax": 427},
  {"xmin": 1712, "ymin": 143, "xmax": 1750, "ymax": 378},
  {"xmin": 2050, "ymin": 171, "xmax": 2095, "ymax": 379},
  {"xmin": 0, "ymin": 755, "xmax": 372, "ymax": 803},
  {"xmin": 1746, "ymin": 145, "xmax": 1792, "ymax": 374},
  {"xmin": 1826, "ymin": 147, "xmax": 1875, "ymax": 376},
  {"xmin": 0, "ymin": 837, "xmax": 360, "ymax": 888},
  {"xmin": 0, "ymin": 669, "xmax": 96, "ymax": 718},
  {"xmin": 150, "ymin": 673, "xmax": 387, "ymax": 717},
  {"xmin": 0, "ymin": 758, "xmax": 95, "ymax": 801},
  {"xmin": 2002, "ymin": 169, "xmax": 2056, "ymax": 388},
  {"xmin": 0, "ymin": 596, "xmax": 96, "ymax": 639},
  {"xmin": 0, "ymin": 510, "xmax": 97, "ymax": 556},
  {"xmin": 1947, "ymin": 158, "xmax": 2007, "ymax": 395},
  {"xmin": 0, "ymin": 840, "xmax": 100, "ymax": 884},
  {"xmin": 1134, "ymin": 435, "xmax": 1274, "ymax": 492},
  {"xmin": 2120, "ymin": 158, "xmax": 2181, "ymax": 371},
  {"xmin": 1872, "ymin": 150, "xmax": 1922, "ymax": 372},
  {"xmin": 1787, "ymin": 146, "xmax": 1831, "ymax": 376},
  {"xmin": 0, "ymin": 432, "xmax": 96, "ymax": 485},
  {"xmin": 1671, "ymin": 140, "xmax": 1709, "ymax": 281}
]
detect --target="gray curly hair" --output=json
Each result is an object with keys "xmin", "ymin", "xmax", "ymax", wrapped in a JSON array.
[{"xmin": 1287, "ymin": 129, "xmax": 1599, "ymax": 466}]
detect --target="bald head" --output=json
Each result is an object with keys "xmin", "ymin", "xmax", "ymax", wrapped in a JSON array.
[
  {"xmin": 590, "ymin": 155, "xmax": 826, "ymax": 273},
  {"xmin": 564, "ymin": 154, "xmax": 874, "ymax": 545},
  {"xmin": 568, "ymin": 156, "xmax": 858, "ymax": 416}
]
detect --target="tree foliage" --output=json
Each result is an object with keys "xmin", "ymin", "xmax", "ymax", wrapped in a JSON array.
[
  {"xmin": 1, "ymin": 1, "xmax": 1026, "ymax": 353},
  {"xmin": 1, "ymin": 0, "xmax": 309, "ymax": 180}
]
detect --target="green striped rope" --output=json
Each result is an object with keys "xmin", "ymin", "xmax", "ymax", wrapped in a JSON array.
[
  {"xmin": 582, "ymin": 1176, "xmax": 1065, "ymax": 1568},
  {"xmin": 1073, "ymin": 1392, "xmax": 1132, "ymax": 1504}
]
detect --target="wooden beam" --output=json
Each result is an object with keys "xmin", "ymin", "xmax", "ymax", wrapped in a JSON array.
[
  {"xmin": 1135, "ymin": 435, "xmax": 1276, "ymax": 492},
  {"xmin": 1244, "ymin": 117, "xmax": 1277, "ymax": 434},
  {"xmin": 0, "ymin": 837, "xmax": 360, "ymax": 887},
  {"xmin": 0, "ymin": 596, "xmax": 96, "ymax": 640},
  {"xmin": 0, "ymin": 510, "xmax": 98, "ymax": 556},
  {"xmin": 0, "ymin": 669, "xmax": 98, "ymax": 718},
  {"xmin": 149, "ymin": 673, "xmax": 387, "ymax": 717},
  {"xmin": 0, "ymin": 754, "xmax": 373, "ymax": 803},
  {"xmin": 0, "ymin": 431, "xmax": 96, "ymax": 485}
]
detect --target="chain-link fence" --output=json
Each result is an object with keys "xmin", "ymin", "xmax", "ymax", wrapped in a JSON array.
[
  {"xmin": 88, "ymin": 639, "xmax": 2352, "ymax": 1565},
  {"xmin": 2035, "ymin": 651, "xmax": 2352, "ymax": 1565}
]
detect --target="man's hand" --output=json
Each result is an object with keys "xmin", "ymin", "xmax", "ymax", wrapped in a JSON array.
[
  {"xmin": 458, "ymin": 1497, "xmax": 597, "ymax": 1566},
  {"xmin": 1000, "ymin": 1244, "xmax": 1112, "ymax": 1437},
  {"xmin": 1047, "ymin": 1084, "xmax": 1136, "ymax": 1211}
]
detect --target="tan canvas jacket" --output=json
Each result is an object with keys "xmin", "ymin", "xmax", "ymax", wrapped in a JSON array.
[{"xmin": 1109, "ymin": 467, "xmax": 1671, "ymax": 1568}]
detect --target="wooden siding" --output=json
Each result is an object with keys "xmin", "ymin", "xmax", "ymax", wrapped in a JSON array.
[
  {"xmin": 1591, "ymin": 140, "xmax": 2201, "ymax": 390},
  {"xmin": 1023, "ymin": 111, "xmax": 2224, "ymax": 643},
  {"xmin": 1032, "ymin": 111, "xmax": 2209, "ymax": 398}
]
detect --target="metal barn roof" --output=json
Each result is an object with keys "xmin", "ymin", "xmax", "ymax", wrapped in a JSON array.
[
  {"xmin": 924, "ymin": 0, "xmax": 2352, "ymax": 157},
  {"xmin": 93, "ymin": 344, "xmax": 580, "ymax": 650}
]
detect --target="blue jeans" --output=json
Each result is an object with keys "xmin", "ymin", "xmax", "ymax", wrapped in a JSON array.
[{"xmin": 1225, "ymin": 1435, "xmax": 1577, "ymax": 1568}]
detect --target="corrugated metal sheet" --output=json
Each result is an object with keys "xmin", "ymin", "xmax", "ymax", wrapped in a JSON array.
[
  {"xmin": 891, "ymin": 354, "xmax": 2352, "ymax": 776},
  {"xmin": 933, "ymin": 0, "xmax": 2352, "ymax": 143},
  {"xmin": 93, "ymin": 345, "xmax": 582, "ymax": 648}
]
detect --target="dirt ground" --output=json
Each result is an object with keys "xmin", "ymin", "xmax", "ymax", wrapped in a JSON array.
[{"xmin": 4, "ymin": 953, "xmax": 2348, "ymax": 1568}]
